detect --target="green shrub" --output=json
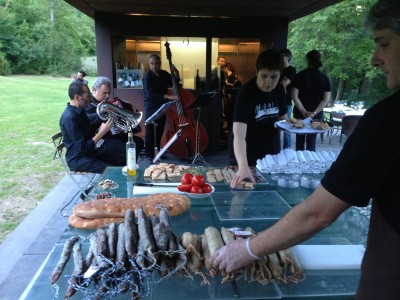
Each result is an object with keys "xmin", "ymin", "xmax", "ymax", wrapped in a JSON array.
[{"xmin": 0, "ymin": 51, "xmax": 11, "ymax": 75}]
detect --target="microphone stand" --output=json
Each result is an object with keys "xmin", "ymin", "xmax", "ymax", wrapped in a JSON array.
[
  {"xmin": 144, "ymin": 101, "xmax": 176, "ymax": 162},
  {"xmin": 191, "ymin": 107, "xmax": 209, "ymax": 165},
  {"xmin": 188, "ymin": 91, "xmax": 220, "ymax": 166}
]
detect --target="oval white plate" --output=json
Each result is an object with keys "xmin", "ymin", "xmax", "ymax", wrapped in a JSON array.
[{"xmin": 185, "ymin": 185, "xmax": 215, "ymax": 199}]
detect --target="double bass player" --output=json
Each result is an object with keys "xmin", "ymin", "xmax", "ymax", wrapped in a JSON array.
[{"xmin": 143, "ymin": 54, "xmax": 180, "ymax": 162}]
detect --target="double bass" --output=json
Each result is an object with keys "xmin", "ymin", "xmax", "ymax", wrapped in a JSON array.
[{"xmin": 163, "ymin": 41, "xmax": 209, "ymax": 159}]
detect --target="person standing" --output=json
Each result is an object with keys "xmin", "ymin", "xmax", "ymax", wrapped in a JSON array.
[
  {"xmin": 224, "ymin": 62, "xmax": 242, "ymax": 132},
  {"xmin": 280, "ymin": 49, "xmax": 297, "ymax": 149},
  {"xmin": 292, "ymin": 50, "xmax": 331, "ymax": 151},
  {"xmin": 211, "ymin": 55, "xmax": 227, "ymax": 90},
  {"xmin": 72, "ymin": 70, "xmax": 88, "ymax": 85},
  {"xmin": 142, "ymin": 54, "xmax": 179, "ymax": 161},
  {"xmin": 229, "ymin": 49, "xmax": 287, "ymax": 188},
  {"xmin": 211, "ymin": 1, "xmax": 400, "ymax": 298}
]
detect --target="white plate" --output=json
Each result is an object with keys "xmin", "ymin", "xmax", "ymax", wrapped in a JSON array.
[
  {"xmin": 185, "ymin": 185, "xmax": 215, "ymax": 199},
  {"xmin": 97, "ymin": 179, "xmax": 119, "ymax": 190}
]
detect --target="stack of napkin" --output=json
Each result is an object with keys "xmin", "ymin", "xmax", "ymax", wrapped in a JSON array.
[{"xmin": 256, "ymin": 149, "xmax": 339, "ymax": 174}]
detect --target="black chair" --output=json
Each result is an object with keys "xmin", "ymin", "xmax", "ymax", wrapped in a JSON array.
[
  {"xmin": 328, "ymin": 111, "xmax": 346, "ymax": 143},
  {"xmin": 51, "ymin": 131, "xmax": 98, "ymax": 198},
  {"xmin": 340, "ymin": 115, "xmax": 362, "ymax": 143}
]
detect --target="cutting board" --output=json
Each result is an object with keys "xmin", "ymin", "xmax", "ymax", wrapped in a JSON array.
[{"xmin": 292, "ymin": 245, "xmax": 365, "ymax": 270}]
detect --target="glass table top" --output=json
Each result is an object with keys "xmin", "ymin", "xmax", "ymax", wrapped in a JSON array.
[{"xmin": 23, "ymin": 166, "xmax": 369, "ymax": 300}]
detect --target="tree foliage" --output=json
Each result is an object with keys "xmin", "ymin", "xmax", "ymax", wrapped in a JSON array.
[
  {"xmin": 0, "ymin": 0, "xmax": 95, "ymax": 75},
  {"xmin": 288, "ymin": 0, "xmax": 390, "ymax": 107}
]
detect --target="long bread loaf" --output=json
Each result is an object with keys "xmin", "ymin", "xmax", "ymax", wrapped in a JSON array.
[
  {"xmin": 73, "ymin": 193, "xmax": 191, "ymax": 219},
  {"xmin": 68, "ymin": 214, "xmax": 125, "ymax": 229}
]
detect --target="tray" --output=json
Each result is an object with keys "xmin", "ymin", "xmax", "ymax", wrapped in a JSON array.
[
  {"xmin": 142, "ymin": 164, "xmax": 201, "ymax": 183},
  {"xmin": 201, "ymin": 166, "xmax": 267, "ymax": 186},
  {"xmin": 275, "ymin": 119, "xmax": 332, "ymax": 134}
]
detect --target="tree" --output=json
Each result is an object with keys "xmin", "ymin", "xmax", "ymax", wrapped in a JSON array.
[
  {"xmin": 0, "ymin": 0, "xmax": 95, "ymax": 75},
  {"xmin": 288, "ymin": 0, "xmax": 388, "ymax": 108}
]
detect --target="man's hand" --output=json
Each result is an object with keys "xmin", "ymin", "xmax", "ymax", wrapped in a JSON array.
[
  {"xmin": 98, "ymin": 119, "xmax": 114, "ymax": 136},
  {"xmin": 210, "ymin": 239, "xmax": 253, "ymax": 273}
]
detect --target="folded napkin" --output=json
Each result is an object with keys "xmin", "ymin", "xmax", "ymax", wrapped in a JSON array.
[
  {"xmin": 303, "ymin": 150, "xmax": 314, "ymax": 164},
  {"xmin": 296, "ymin": 151, "xmax": 307, "ymax": 164},
  {"xmin": 277, "ymin": 151, "xmax": 288, "ymax": 166},
  {"xmin": 310, "ymin": 151, "xmax": 320, "ymax": 163},
  {"xmin": 320, "ymin": 150, "xmax": 331, "ymax": 162},
  {"xmin": 284, "ymin": 148, "xmax": 298, "ymax": 163},
  {"xmin": 264, "ymin": 154, "xmax": 277, "ymax": 167}
]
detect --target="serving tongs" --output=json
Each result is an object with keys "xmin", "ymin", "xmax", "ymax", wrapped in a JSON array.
[{"xmin": 133, "ymin": 182, "xmax": 179, "ymax": 187}]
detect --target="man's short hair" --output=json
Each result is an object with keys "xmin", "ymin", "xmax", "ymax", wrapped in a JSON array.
[
  {"xmin": 365, "ymin": 0, "xmax": 400, "ymax": 34},
  {"xmin": 92, "ymin": 76, "xmax": 112, "ymax": 91},
  {"xmin": 68, "ymin": 82, "xmax": 86, "ymax": 100},
  {"xmin": 280, "ymin": 49, "xmax": 292, "ymax": 62},
  {"xmin": 256, "ymin": 49, "xmax": 284, "ymax": 72},
  {"xmin": 148, "ymin": 54, "xmax": 161, "ymax": 61}
]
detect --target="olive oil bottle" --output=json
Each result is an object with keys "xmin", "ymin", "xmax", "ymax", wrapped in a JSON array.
[{"xmin": 126, "ymin": 131, "xmax": 136, "ymax": 176}]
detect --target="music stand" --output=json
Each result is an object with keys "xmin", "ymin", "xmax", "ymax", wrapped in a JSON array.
[
  {"xmin": 144, "ymin": 101, "xmax": 176, "ymax": 159},
  {"xmin": 188, "ymin": 92, "xmax": 220, "ymax": 165}
]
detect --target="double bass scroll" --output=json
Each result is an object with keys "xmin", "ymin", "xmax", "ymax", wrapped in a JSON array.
[{"xmin": 163, "ymin": 41, "xmax": 208, "ymax": 160}]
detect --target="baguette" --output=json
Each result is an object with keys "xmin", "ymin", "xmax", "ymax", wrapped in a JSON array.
[{"xmin": 73, "ymin": 193, "xmax": 191, "ymax": 219}]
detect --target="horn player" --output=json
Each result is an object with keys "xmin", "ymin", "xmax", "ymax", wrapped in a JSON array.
[{"xmin": 85, "ymin": 76, "xmax": 144, "ymax": 162}]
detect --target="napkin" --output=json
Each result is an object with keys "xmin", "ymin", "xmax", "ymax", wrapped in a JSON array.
[
  {"xmin": 303, "ymin": 150, "xmax": 314, "ymax": 164},
  {"xmin": 310, "ymin": 151, "xmax": 320, "ymax": 163},
  {"xmin": 264, "ymin": 154, "xmax": 277, "ymax": 167},
  {"xmin": 292, "ymin": 245, "xmax": 365, "ymax": 270},
  {"xmin": 277, "ymin": 151, "xmax": 288, "ymax": 166},
  {"xmin": 284, "ymin": 148, "xmax": 298, "ymax": 163},
  {"xmin": 296, "ymin": 151, "xmax": 307, "ymax": 164}
]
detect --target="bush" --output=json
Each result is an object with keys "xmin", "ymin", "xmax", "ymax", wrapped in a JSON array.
[{"xmin": 0, "ymin": 51, "xmax": 11, "ymax": 75}]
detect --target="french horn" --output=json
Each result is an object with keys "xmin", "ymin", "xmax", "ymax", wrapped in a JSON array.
[{"xmin": 96, "ymin": 102, "xmax": 143, "ymax": 132}]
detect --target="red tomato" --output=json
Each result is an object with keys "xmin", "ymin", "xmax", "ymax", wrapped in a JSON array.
[
  {"xmin": 190, "ymin": 185, "xmax": 204, "ymax": 194},
  {"xmin": 181, "ymin": 172, "xmax": 193, "ymax": 185},
  {"xmin": 177, "ymin": 184, "xmax": 192, "ymax": 192},
  {"xmin": 202, "ymin": 183, "xmax": 213, "ymax": 193},
  {"xmin": 191, "ymin": 174, "xmax": 206, "ymax": 187}
]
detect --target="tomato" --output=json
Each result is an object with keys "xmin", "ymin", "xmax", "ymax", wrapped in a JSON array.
[
  {"xmin": 181, "ymin": 172, "xmax": 193, "ymax": 185},
  {"xmin": 191, "ymin": 174, "xmax": 206, "ymax": 187},
  {"xmin": 190, "ymin": 185, "xmax": 204, "ymax": 194},
  {"xmin": 177, "ymin": 184, "xmax": 192, "ymax": 192},
  {"xmin": 202, "ymin": 183, "xmax": 213, "ymax": 193}
]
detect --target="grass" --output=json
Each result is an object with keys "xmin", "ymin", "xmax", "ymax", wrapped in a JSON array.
[{"xmin": 0, "ymin": 75, "xmax": 96, "ymax": 243}]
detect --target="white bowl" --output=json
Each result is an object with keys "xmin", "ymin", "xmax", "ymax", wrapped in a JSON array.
[{"xmin": 184, "ymin": 185, "xmax": 215, "ymax": 199}]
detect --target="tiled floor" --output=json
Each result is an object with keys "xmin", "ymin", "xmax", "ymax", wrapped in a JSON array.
[{"xmin": 0, "ymin": 132, "xmax": 344, "ymax": 299}]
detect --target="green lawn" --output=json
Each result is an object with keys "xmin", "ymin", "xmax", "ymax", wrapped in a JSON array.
[{"xmin": 0, "ymin": 75, "xmax": 95, "ymax": 242}]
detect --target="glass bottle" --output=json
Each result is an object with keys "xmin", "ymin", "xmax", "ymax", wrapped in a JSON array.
[
  {"xmin": 195, "ymin": 69, "xmax": 200, "ymax": 89},
  {"xmin": 126, "ymin": 131, "xmax": 136, "ymax": 176}
]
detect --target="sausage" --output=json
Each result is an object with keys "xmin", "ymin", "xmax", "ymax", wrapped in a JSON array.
[{"xmin": 50, "ymin": 235, "xmax": 80, "ymax": 284}]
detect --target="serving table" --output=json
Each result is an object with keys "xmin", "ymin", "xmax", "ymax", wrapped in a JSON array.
[{"xmin": 22, "ymin": 166, "xmax": 369, "ymax": 299}]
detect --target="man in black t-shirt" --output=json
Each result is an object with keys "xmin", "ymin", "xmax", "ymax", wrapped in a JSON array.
[{"xmin": 229, "ymin": 49, "xmax": 287, "ymax": 188}]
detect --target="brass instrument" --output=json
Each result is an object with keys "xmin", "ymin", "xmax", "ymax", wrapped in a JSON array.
[{"xmin": 96, "ymin": 102, "xmax": 142, "ymax": 132}]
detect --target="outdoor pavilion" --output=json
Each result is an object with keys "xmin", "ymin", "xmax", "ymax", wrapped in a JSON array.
[{"xmin": 0, "ymin": 1, "xmax": 348, "ymax": 298}]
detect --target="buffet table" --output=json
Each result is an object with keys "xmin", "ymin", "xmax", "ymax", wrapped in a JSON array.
[{"xmin": 23, "ymin": 166, "xmax": 369, "ymax": 299}]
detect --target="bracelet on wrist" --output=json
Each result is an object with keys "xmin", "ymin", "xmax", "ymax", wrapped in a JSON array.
[{"xmin": 245, "ymin": 238, "xmax": 262, "ymax": 261}]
